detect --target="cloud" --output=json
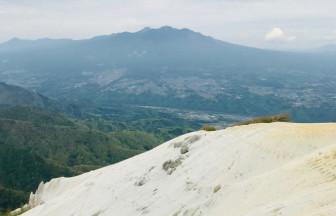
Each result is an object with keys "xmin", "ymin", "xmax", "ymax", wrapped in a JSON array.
[
  {"xmin": 265, "ymin": 27, "xmax": 296, "ymax": 42},
  {"xmin": 323, "ymin": 30, "xmax": 336, "ymax": 42}
]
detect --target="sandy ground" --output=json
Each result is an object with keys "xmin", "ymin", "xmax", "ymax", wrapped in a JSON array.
[{"xmin": 21, "ymin": 122, "xmax": 336, "ymax": 216}]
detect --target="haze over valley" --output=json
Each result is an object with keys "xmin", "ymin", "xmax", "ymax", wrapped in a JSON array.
[{"xmin": 1, "ymin": 26, "xmax": 336, "ymax": 122}]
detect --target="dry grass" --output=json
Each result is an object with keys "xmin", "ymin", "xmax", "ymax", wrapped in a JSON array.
[
  {"xmin": 235, "ymin": 113, "xmax": 291, "ymax": 126},
  {"xmin": 201, "ymin": 125, "xmax": 217, "ymax": 131}
]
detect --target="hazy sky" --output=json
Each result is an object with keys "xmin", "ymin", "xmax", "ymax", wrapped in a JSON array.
[{"xmin": 0, "ymin": 0, "xmax": 335, "ymax": 49}]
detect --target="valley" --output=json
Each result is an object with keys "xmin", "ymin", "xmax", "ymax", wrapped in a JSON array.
[{"xmin": 0, "ymin": 27, "xmax": 335, "ymax": 122}]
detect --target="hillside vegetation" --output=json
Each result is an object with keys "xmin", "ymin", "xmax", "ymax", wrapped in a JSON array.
[{"xmin": 0, "ymin": 106, "xmax": 178, "ymax": 212}]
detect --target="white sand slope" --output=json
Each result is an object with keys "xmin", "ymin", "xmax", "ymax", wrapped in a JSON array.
[{"xmin": 21, "ymin": 123, "xmax": 336, "ymax": 216}]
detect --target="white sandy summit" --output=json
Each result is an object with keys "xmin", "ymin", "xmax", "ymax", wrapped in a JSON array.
[{"xmin": 22, "ymin": 123, "xmax": 336, "ymax": 216}]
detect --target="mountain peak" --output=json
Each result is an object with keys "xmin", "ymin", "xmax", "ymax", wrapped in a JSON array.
[
  {"xmin": 136, "ymin": 26, "xmax": 192, "ymax": 34},
  {"xmin": 1, "ymin": 37, "xmax": 24, "ymax": 45},
  {"xmin": 8, "ymin": 37, "xmax": 22, "ymax": 42},
  {"xmin": 125, "ymin": 26, "xmax": 210, "ymax": 42},
  {"xmin": 138, "ymin": 27, "xmax": 152, "ymax": 33},
  {"xmin": 158, "ymin": 25, "xmax": 177, "ymax": 31}
]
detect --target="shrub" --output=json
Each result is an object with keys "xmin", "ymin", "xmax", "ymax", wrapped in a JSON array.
[
  {"xmin": 213, "ymin": 184, "xmax": 222, "ymax": 193},
  {"xmin": 201, "ymin": 125, "xmax": 217, "ymax": 131},
  {"xmin": 180, "ymin": 145, "xmax": 189, "ymax": 154},
  {"xmin": 235, "ymin": 113, "xmax": 291, "ymax": 126}
]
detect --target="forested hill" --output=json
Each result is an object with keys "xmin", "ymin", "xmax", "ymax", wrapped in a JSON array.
[{"xmin": 0, "ymin": 106, "xmax": 175, "ymax": 213}]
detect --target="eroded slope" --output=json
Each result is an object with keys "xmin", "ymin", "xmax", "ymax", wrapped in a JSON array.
[{"xmin": 22, "ymin": 123, "xmax": 336, "ymax": 216}]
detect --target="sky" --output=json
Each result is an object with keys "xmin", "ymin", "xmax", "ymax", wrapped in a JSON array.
[{"xmin": 0, "ymin": 0, "xmax": 335, "ymax": 50}]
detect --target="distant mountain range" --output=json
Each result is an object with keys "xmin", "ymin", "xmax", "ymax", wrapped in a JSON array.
[{"xmin": 0, "ymin": 26, "xmax": 335, "ymax": 121}]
